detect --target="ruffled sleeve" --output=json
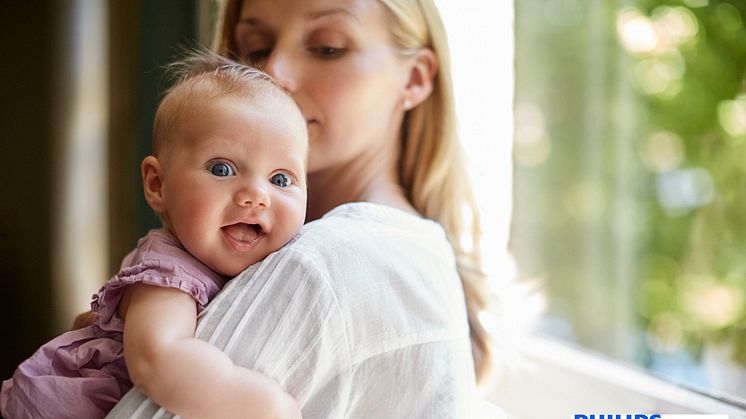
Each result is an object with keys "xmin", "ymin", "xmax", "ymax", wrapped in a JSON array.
[{"xmin": 91, "ymin": 229, "xmax": 225, "ymax": 328}]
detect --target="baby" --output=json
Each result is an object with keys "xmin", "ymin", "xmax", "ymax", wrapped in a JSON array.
[{"xmin": 1, "ymin": 50, "xmax": 307, "ymax": 419}]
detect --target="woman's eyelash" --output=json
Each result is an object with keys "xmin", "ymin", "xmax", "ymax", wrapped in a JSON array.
[
  {"xmin": 241, "ymin": 43, "xmax": 346, "ymax": 61},
  {"xmin": 311, "ymin": 46, "xmax": 345, "ymax": 57},
  {"xmin": 240, "ymin": 49, "xmax": 271, "ymax": 64},
  {"xmin": 249, "ymin": 49, "xmax": 271, "ymax": 59}
]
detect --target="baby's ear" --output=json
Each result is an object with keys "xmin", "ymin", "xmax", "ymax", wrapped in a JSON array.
[{"xmin": 141, "ymin": 156, "xmax": 166, "ymax": 213}]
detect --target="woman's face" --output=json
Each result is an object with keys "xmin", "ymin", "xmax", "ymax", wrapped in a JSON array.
[{"xmin": 234, "ymin": 0, "xmax": 410, "ymax": 173}]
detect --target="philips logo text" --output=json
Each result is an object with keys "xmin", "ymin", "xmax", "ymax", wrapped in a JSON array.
[
  {"xmin": 574, "ymin": 416, "xmax": 661, "ymax": 419},
  {"xmin": 574, "ymin": 415, "xmax": 728, "ymax": 419}
]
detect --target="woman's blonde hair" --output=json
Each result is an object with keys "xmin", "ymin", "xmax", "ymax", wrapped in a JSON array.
[{"xmin": 215, "ymin": 0, "xmax": 495, "ymax": 387}]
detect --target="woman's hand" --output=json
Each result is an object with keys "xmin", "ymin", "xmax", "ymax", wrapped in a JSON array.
[{"xmin": 71, "ymin": 311, "xmax": 98, "ymax": 330}]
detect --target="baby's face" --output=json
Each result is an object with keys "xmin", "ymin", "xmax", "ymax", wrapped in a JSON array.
[{"xmin": 159, "ymin": 94, "xmax": 307, "ymax": 276}]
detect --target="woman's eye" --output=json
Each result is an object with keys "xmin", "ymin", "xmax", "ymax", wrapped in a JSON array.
[
  {"xmin": 270, "ymin": 173, "xmax": 292, "ymax": 187},
  {"xmin": 312, "ymin": 46, "xmax": 344, "ymax": 57},
  {"xmin": 245, "ymin": 49, "xmax": 271, "ymax": 64},
  {"xmin": 208, "ymin": 162, "xmax": 235, "ymax": 177}
]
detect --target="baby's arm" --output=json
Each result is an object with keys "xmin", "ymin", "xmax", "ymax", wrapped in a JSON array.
[{"xmin": 122, "ymin": 283, "xmax": 301, "ymax": 419}]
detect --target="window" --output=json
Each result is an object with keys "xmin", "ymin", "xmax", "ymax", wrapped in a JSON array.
[
  {"xmin": 52, "ymin": 0, "xmax": 109, "ymax": 330},
  {"xmin": 510, "ymin": 0, "xmax": 746, "ymax": 404}
]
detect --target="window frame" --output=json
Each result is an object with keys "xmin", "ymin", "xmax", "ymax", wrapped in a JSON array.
[{"xmin": 487, "ymin": 334, "xmax": 746, "ymax": 417}]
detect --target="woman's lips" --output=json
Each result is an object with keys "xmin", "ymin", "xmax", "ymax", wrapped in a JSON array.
[{"xmin": 222, "ymin": 223, "xmax": 262, "ymax": 251}]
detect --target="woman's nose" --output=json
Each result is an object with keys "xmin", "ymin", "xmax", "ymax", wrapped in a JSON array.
[
  {"xmin": 263, "ymin": 50, "xmax": 299, "ymax": 94},
  {"xmin": 234, "ymin": 182, "xmax": 271, "ymax": 209}
]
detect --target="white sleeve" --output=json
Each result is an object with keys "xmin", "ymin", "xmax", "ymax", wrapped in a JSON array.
[{"xmin": 106, "ymin": 249, "xmax": 352, "ymax": 419}]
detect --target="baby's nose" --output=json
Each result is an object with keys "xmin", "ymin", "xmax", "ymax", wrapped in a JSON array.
[{"xmin": 234, "ymin": 182, "xmax": 271, "ymax": 208}]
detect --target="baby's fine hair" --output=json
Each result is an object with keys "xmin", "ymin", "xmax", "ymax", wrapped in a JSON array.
[{"xmin": 152, "ymin": 48, "xmax": 297, "ymax": 156}]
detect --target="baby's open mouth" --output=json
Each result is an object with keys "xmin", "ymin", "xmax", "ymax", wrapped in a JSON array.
[{"xmin": 223, "ymin": 223, "xmax": 262, "ymax": 244}]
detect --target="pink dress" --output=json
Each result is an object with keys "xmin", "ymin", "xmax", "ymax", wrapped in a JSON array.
[{"xmin": 0, "ymin": 229, "xmax": 225, "ymax": 419}]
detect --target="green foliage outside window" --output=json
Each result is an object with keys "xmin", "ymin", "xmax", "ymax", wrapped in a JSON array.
[
  {"xmin": 630, "ymin": 0, "xmax": 746, "ymax": 365},
  {"xmin": 512, "ymin": 0, "xmax": 746, "ymax": 395}
]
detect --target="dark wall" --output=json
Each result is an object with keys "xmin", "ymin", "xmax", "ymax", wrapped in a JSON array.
[
  {"xmin": 133, "ymin": 1, "xmax": 198, "ymax": 240},
  {"xmin": 110, "ymin": 1, "xmax": 199, "ymax": 273},
  {"xmin": 0, "ymin": 1, "xmax": 198, "ymax": 382},
  {"xmin": 0, "ymin": 0, "xmax": 56, "ymax": 381}
]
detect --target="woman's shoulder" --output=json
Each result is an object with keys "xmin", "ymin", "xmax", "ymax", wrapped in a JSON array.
[
  {"xmin": 279, "ymin": 202, "xmax": 458, "ymax": 281},
  {"xmin": 294, "ymin": 202, "xmax": 452, "ymax": 255},
  {"xmin": 270, "ymin": 203, "xmax": 469, "ymax": 360}
]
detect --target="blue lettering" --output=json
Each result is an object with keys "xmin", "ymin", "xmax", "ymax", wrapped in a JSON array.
[{"xmin": 574, "ymin": 414, "xmax": 662, "ymax": 419}]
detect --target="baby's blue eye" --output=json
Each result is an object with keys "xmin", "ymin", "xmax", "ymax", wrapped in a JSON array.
[
  {"xmin": 270, "ymin": 173, "xmax": 292, "ymax": 187},
  {"xmin": 209, "ymin": 162, "xmax": 235, "ymax": 177}
]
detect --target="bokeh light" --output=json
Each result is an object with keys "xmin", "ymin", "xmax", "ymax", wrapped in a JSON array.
[
  {"xmin": 616, "ymin": 8, "xmax": 659, "ymax": 54},
  {"xmin": 716, "ymin": 3, "xmax": 743, "ymax": 32},
  {"xmin": 616, "ymin": 6, "xmax": 699, "ymax": 56},
  {"xmin": 562, "ymin": 180, "xmax": 607, "ymax": 223},
  {"xmin": 655, "ymin": 168, "xmax": 715, "ymax": 215},
  {"xmin": 632, "ymin": 54, "xmax": 685, "ymax": 99},
  {"xmin": 652, "ymin": 6, "xmax": 699, "ymax": 48},
  {"xmin": 718, "ymin": 95, "xmax": 746, "ymax": 140},
  {"xmin": 681, "ymin": 279, "xmax": 745, "ymax": 329},
  {"xmin": 639, "ymin": 130, "xmax": 686, "ymax": 173}
]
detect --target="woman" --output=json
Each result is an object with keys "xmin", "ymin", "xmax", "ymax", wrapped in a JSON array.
[{"xmin": 108, "ymin": 0, "xmax": 494, "ymax": 416}]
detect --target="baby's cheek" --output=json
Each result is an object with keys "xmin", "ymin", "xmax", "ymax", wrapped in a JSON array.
[{"xmin": 276, "ymin": 203, "xmax": 303, "ymax": 243}]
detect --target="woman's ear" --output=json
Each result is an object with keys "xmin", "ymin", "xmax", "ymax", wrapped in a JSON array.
[
  {"xmin": 141, "ymin": 156, "xmax": 166, "ymax": 213},
  {"xmin": 403, "ymin": 48, "xmax": 438, "ymax": 110}
]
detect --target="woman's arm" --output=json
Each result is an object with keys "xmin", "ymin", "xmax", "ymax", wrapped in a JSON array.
[{"xmin": 122, "ymin": 283, "xmax": 301, "ymax": 419}]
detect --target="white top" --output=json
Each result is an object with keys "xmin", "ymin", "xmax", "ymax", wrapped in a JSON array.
[{"xmin": 107, "ymin": 202, "xmax": 476, "ymax": 418}]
